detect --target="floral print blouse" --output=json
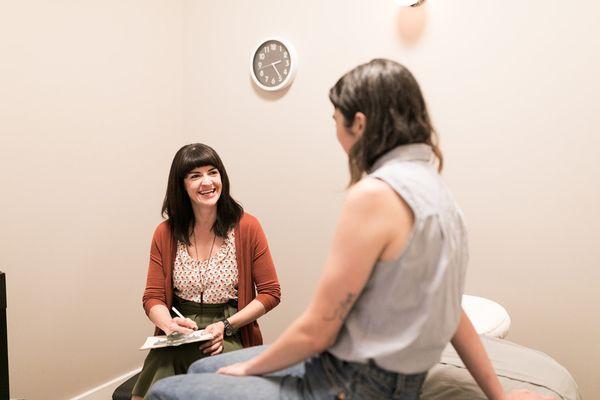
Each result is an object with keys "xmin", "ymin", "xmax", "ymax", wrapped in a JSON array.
[{"xmin": 173, "ymin": 230, "xmax": 238, "ymax": 304}]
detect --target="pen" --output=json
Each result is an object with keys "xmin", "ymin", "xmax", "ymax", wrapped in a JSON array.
[
  {"xmin": 171, "ymin": 306, "xmax": 185, "ymax": 319},
  {"xmin": 171, "ymin": 306, "xmax": 198, "ymax": 331}
]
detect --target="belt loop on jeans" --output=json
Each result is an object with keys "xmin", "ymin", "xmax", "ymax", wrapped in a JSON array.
[{"xmin": 393, "ymin": 373, "xmax": 407, "ymax": 397}]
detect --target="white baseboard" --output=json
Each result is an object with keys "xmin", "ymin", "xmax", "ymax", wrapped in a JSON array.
[{"xmin": 70, "ymin": 367, "xmax": 141, "ymax": 400}]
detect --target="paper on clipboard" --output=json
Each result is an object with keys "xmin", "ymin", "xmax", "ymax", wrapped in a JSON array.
[{"xmin": 140, "ymin": 330, "xmax": 214, "ymax": 350}]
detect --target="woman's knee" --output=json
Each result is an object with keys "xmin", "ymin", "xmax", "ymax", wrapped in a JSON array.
[
  {"xmin": 189, "ymin": 346, "xmax": 268, "ymax": 374},
  {"xmin": 146, "ymin": 375, "xmax": 184, "ymax": 400},
  {"xmin": 188, "ymin": 356, "xmax": 221, "ymax": 374}
]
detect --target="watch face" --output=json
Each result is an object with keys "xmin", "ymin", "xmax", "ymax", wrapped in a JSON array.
[
  {"xmin": 223, "ymin": 320, "xmax": 234, "ymax": 336},
  {"xmin": 225, "ymin": 325, "xmax": 233, "ymax": 336},
  {"xmin": 252, "ymin": 39, "xmax": 293, "ymax": 90}
]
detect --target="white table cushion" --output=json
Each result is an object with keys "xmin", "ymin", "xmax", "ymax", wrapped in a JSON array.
[{"xmin": 461, "ymin": 295, "xmax": 511, "ymax": 338}]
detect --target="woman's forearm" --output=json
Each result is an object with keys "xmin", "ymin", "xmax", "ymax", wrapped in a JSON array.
[
  {"xmin": 228, "ymin": 299, "xmax": 266, "ymax": 330},
  {"xmin": 451, "ymin": 310, "xmax": 506, "ymax": 400},
  {"xmin": 148, "ymin": 304, "xmax": 174, "ymax": 332},
  {"xmin": 244, "ymin": 312, "xmax": 328, "ymax": 375}
]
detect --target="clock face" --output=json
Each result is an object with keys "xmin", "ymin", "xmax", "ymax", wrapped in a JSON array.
[{"xmin": 251, "ymin": 39, "xmax": 296, "ymax": 91}]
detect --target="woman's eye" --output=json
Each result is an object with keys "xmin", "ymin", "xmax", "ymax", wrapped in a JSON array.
[{"xmin": 209, "ymin": 170, "xmax": 218, "ymax": 175}]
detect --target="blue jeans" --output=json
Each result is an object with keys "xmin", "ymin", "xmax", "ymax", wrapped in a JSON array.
[{"xmin": 147, "ymin": 345, "xmax": 427, "ymax": 400}]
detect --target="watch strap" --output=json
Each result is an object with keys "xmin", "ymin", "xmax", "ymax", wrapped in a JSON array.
[{"xmin": 221, "ymin": 318, "xmax": 234, "ymax": 336}]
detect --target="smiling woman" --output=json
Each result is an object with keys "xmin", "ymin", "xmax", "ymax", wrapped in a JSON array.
[
  {"xmin": 131, "ymin": 143, "xmax": 281, "ymax": 399},
  {"xmin": 184, "ymin": 166, "xmax": 221, "ymax": 204}
]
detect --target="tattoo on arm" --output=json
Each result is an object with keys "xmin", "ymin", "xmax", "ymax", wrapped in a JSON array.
[{"xmin": 323, "ymin": 293, "xmax": 356, "ymax": 322}]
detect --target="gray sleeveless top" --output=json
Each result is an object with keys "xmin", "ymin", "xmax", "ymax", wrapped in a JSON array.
[{"xmin": 328, "ymin": 143, "xmax": 469, "ymax": 374}]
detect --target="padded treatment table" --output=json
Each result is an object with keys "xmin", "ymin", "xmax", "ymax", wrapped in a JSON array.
[{"xmin": 422, "ymin": 335, "xmax": 581, "ymax": 400}]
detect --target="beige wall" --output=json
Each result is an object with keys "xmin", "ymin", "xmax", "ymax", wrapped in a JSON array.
[
  {"xmin": 0, "ymin": 1, "xmax": 184, "ymax": 399},
  {"xmin": 1, "ymin": 1, "xmax": 599, "ymax": 399},
  {"xmin": 182, "ymin": 1, "xmax": 599, "ymax": 399}
]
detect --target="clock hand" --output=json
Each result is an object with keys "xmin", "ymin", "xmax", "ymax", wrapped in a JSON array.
[
  {"xmin": 271, "ymin": 62, "xmax": 282, "ymax": 80},
  {"xmin": 258, "ymin": 60, "xmax": 283, "ymax": 71}
]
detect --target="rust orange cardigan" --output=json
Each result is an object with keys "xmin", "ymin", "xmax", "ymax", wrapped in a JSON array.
[{"xmin": 142, "ymin": 212, "xmax": 281, "ymax": 347}]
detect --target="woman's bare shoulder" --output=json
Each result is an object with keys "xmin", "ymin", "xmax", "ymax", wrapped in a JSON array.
[
  {"xmin": 346, "ymin": 178, "xmax": 413, "ymax": 229},
  {"xmin": 347, "ymin": 177, "xmax": 401, "ymax": 208}
]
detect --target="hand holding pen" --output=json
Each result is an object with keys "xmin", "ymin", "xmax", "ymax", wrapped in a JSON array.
[{"xmin": 164, "ymin": 306, "xmax": 198, "ymax": 336}]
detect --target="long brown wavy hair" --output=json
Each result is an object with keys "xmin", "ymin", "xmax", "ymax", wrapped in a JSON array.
[{"xmin": 329, "ymin": 59, "xmax": 443, "ymax": 185}]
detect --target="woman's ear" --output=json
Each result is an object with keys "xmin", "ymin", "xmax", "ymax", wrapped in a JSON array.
[{"xmin": 351, "ymin": 112, "xmax": 367, "ymax": 138}]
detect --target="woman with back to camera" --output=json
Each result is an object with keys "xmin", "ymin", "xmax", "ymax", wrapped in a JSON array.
[
  {"xmin": 146, "ymin": 60, "xmax": 553, "ymax": 400},
  {"xmin": 131, "ymin": 143, "xmax": 281, "ymax": 399}
]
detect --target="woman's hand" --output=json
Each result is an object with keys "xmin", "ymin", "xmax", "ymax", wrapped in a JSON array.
[
  {"xmin": 506, "ymin": 389, "xmax": 556, "ymax": 400},
  {"xmin": 200, "ymin": 321, "xmax": 225, "ymax": 355},
  {"xmin": 164, "ymin": 317, "xmax": 197, "ymax": 336},
  {"xmin": 217, "ymin": 361, "xmax": 252, "ymax": 376}
]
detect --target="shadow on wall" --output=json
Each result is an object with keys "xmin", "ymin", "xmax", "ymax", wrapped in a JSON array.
[
  {"xmin": 250, "ymin": 77, "xmax": 291, "ymax": 101},
  {"xmin": 396, "ymin": 4, "xmax": 428, "ymax": 45}
]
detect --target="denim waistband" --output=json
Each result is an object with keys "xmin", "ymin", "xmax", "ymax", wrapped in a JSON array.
[{"xmin": 302, "ymin": 351, "xmax": 427, "ymax": 400}]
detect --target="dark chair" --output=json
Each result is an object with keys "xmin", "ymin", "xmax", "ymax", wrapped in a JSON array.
[
  {"xmin": 112, "ymin": 373, "xmax": 140, "ymax": 400},
  {"xmin": 1, "ymin": 271, "xmax": 9, "ymax": 400}
]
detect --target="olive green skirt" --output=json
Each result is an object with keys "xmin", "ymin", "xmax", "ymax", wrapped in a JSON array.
[{"xmin": 132, "ymin": 298, "xmax": 242, "ymax": 398}]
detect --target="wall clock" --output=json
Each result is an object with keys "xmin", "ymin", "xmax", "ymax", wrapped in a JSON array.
[{"xmin": 250, "ymin": 38, "xmax": 297, "ymax": 91}]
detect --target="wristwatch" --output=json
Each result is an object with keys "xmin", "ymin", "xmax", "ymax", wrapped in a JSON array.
[{"xmin": 221, "ymin": 318, "xmax": 235, "ymax": 336}]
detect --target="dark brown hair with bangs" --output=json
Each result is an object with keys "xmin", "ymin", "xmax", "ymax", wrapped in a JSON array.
[
  {"xmin": 329, "ymin": 59, "xmax": 443, "ymax": 185},
  {"xmin": 162, "ymin": 143, "xmax": 243, "ymax": 244}
]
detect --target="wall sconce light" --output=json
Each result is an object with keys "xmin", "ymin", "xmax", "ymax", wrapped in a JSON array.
[{"xmin": 396, "ymin": 0, "xmax": 426, "ymax": 6}]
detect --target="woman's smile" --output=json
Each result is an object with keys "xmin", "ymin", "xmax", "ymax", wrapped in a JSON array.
[{"xmin": 198, "ymin": 187, "xmax": 217, "ymax": 199}]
